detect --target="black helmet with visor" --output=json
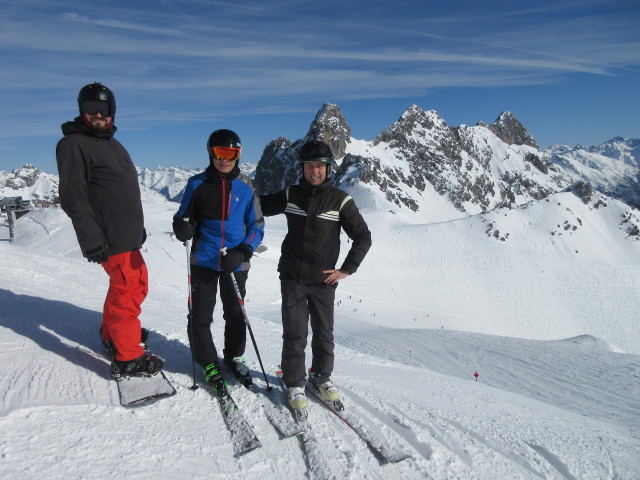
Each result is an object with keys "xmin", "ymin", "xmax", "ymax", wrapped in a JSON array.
[
  {"xmin": 77, "ymin": 82, "xmax": 116, "ymax": 117},
  {"xmin": 299, "ymin": 140, "xmax": 334, "ymax": 176},
  {"xmin": 207, "ymin": 129, "xmax": 242, "ymax": 162}
]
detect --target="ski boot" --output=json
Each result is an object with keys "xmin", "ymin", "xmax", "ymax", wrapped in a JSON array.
[
  {"xmin": 310, "ymin": 373, "xmax": 344, "ymax": 411},
  {"xmin": 225, "ymin": 356, "xmax": 253, "ymax": 390},
  {"xmin": 287, "ymin": 386, "xmax": 309, "ymax": 422},
  {"xmin": 111, "ymin": 352, "xmax": 164, "ymax": 378},
  {"xmin": 204, "ymin": 362, "xmax": 227, "ymax": 398}
]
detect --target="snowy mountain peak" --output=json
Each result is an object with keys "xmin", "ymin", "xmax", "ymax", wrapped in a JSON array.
[
  {"xmin": 304, "ymin": 103, "xmax": 352, "ymax": 159},
  {"xmin": 5, "ymin": 164, "xmax": 42, "ymax": 189},
  {"xmin": 589, "ymin": 136, "xmax": 640, "ymax": 165},
  {"xmin": 546, "ymin": 137, "xmax": 640, "ymax": 208},
  {"xmin": 1, "ymin": 164, "xmax": 59, "ymax": 205},
  {"xmin": 373, "ymin": 105, "xmax": 448, "ymax": 146},
  {"xmin": 336, "ymin": 105, "xmax": 560, "ymax": 217},
  {"xmin": 255, "ymin": 103, "xmax": 353, "ymax": 194},
  {"xmin": 137, "ymin": 165, "xmax": 203, "ymax": 203},
  {"xmin": 252, "ymin": 104, "xmax": 639, "ymax": 220},
  {"xmin": 478, "ymin": 111, "xmax": 538, "ymax": 148}
]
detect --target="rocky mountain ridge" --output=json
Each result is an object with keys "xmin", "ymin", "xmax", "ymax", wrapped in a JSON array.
[
  {"xmin": 254, "ymin": 104, "xmax": 628, "ymax": 219},
  {"xmin": 545, "ymin": 137, "xmax": 640, "ymax": 208},
  {"xmin": 0, "ymin": 164, "xmax": 59, "ymax": 205},
  {"xmin": 2, "ymin": 105, "xmax": 638, "ymax": 220}
]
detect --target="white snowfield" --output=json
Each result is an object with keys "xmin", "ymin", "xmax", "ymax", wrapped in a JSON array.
[{"xmin": 0, "ymin": 188, "xmax": 638, "ymax": 480}]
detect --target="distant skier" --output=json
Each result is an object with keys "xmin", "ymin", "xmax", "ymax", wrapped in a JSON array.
[
  {"xmin": 260, "ymin": 140, "xmax": 371, "ymax": 411},
  {"xmin": 56, "ymin": 82, "xmax": 164, "ymax": 376},
  {"xmin": 172, "ymin": 129, "xmax": 264, "ymax": 394}
]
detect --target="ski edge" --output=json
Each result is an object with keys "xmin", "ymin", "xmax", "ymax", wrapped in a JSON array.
[
  {"xmin": 275, "ymin": 369, "xmax": 339, "ymax": 480},
  {"xmin": 215, "ymin": 387, "xmax": 263, "ymax": 456},
  {"xmin": 305, "ymin": 383, "xmax": 412, "ymax": 464}
]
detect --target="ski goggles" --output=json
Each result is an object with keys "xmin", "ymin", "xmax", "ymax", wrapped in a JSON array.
[
  {"xmin": 210, "ymin": 146, "xmax": 241, "ymax": 161},
  {"xmin": 80, "ymin": 100, "xmax": 115, "ymax": 117}
]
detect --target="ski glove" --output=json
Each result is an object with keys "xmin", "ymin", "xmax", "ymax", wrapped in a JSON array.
[
  {"xmin": 173, "ymin": 218, "xmax": 196, "ymax": 242},
  {"xmin": 220, "ymin": 244, "xmax": 252, "ymax": 272},
  {"xmin": 86, "ymin": 245, "xmax": 108, "ymax": 264},
  {"xmin": 238, "ymin": 243, "xmax": 253, "ymax": 261}
]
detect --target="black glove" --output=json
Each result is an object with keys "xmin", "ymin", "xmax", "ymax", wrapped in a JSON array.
[
  {"xmin": 173, "ymin": 218, "xmax": 196, "ymax": 242},
  {"xmin": 238, "ymin": 243, "xmax": 253, "ymax": 261},
  {"xmin": 86, "ymin": 245, "xmax": 108, "ymax": 264},
  {"xmin": 220, "ymin": 248, "xmax": 244, "ymax": 272}
]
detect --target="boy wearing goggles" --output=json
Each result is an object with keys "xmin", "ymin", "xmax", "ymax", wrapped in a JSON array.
[{"xmin": 173, "ymin": 129, "xmax": 264, "ymax": 394}]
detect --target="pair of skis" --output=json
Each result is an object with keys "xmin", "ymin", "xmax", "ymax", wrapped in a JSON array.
[
  {"xmin": 276, "ymin": 370, "xmax": 411, "ymax": 467},
  {"xmin": 210, "ymin": 365, "xmax": 304, "ymax": 456},
  {"xmin": 304, "ymin": 382, "xmax": 411, "ymax": 464}
]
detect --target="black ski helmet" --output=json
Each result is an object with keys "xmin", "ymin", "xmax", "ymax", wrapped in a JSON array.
[
  {"xmin": 207, "ymin": 129, "xmax": 241, "ymax": 150},
  {"xmin": 77, "ymin": 82, "xmax": 116, "ymax": 117},
  {"xmin": 207, "ymin": 129, "xmax": 242, "ymax": 163},
  {"xmin": 299, "ymin": 140, "xmax": 334, "ymax": 177}
]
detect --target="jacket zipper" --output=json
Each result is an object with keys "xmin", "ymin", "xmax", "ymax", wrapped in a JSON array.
[{"xmin": 218, "ymin": 177, "xmax": 228, "ymax": 269}]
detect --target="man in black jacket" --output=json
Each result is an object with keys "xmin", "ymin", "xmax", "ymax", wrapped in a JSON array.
[
  {"xmin": 56, "ymin": 82, "xmax": 163, "ymax": 377},
  {"xmin": 260, "ymin": 140, "xmax": 371, "ymax": 411}
]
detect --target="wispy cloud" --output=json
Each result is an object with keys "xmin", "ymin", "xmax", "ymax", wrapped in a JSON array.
[
  {"xmin": 61, "ymin": 13, "xmax": 184, "ymax": 37},
  {"xmin": 0, "ymin": 0, "xmax": 638, "ymax": 170}
]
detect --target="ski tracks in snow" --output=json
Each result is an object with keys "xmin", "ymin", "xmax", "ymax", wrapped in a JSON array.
[{"xmin": 237, "ymin": 372, "xmax": 423, "ymax": 480}]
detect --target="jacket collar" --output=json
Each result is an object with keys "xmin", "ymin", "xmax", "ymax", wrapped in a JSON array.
[
  {"xmin": 299, "ymin": 178, "xmax": 331, "ymax": 195},
  {"xmin": 205, "ymin": 163, "xmax": 240, "ymax": 181},
  {"xmin": 60, "ymin": 117, "xmax": 117, "ymax": 139}
]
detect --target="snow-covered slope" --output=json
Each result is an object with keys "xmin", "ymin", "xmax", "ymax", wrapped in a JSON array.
[
  {"xmin": 0, "ymin": 188, "xmax": 638, "ymax": 479},
  {"xmin": 546, "ymin": 137, "xmax": 640, "ymax": 208}
]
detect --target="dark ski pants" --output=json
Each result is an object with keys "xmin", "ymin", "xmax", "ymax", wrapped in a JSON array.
[
  {"xmin": 188, "ymin": 265, "xmax": 248, "ymax": 369},
  {"xmin": 280, "ymin": 280, "xmax": 336, "ymax": 388},
  {"xmin": 101, "ymin": 250, "xmax": 148, "ymax": 362}
]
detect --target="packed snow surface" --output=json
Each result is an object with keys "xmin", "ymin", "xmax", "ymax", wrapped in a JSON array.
[{"xmin": 1, "ymin": 188, "xmax": 638, "ymax": 479}]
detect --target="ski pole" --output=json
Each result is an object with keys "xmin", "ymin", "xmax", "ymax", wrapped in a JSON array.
[
  {"xmin": 185, "ymin": 238, "xmax": 198, "ymax": 391},
  {"xmin": 228, "ymin": 268, "xmax": 272, "ymax": 392}
]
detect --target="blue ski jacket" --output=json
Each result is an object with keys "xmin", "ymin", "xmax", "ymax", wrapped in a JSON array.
[{"xmin": 174, "ymin": 164, "xmax": 264, "ymax": 271}]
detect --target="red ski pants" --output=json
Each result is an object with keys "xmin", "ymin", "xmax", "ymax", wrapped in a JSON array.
[{"xmin": 101, "ymin": 250, "xmax": 148, "ymax": 361}]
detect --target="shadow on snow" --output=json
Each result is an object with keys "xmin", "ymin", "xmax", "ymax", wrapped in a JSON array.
[{"xmin": 0, "ymin": 289, "xmax": 193, "ymax": 379}]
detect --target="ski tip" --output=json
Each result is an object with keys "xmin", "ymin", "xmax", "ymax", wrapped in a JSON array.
[{"xmin": 235, "ymin": 440, "xmax": 262, "ymax": 457}]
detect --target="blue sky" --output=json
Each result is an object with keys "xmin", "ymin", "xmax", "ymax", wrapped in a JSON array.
[{"xmin": 1, "ymin": 0, "xmax": 639, "ymax": 174}]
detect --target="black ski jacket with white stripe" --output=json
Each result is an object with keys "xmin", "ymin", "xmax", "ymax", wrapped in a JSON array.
[{"xmin": 260, "ymin": 179, "xmax": 371, "ymax": 285}]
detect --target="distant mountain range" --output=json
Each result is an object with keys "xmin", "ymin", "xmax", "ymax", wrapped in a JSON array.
[
  {"xmin": 255, "ymin": 104, "xmax": 640, "ymax": 217},
  {"xmin": 2, "ymin": 104, "xmax": 638, "ymax": 224}
]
